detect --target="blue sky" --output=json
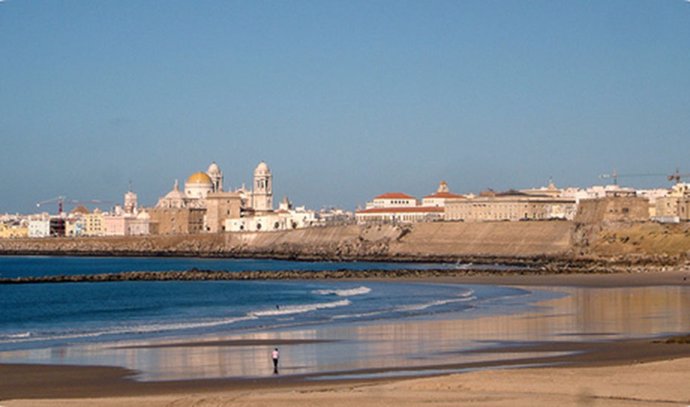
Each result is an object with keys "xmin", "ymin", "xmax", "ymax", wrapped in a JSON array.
[{"xmin": 1, "ymin": 1, "xmax": 689, "ymax": 214}]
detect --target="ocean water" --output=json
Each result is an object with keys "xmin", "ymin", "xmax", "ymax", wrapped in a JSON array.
[
  {"xmin": 0, "ymin": 255, "xmax": 465, "ymax": 279},
  {"xmin": 0, "ymin": 256, "xmax": 537, "ymax": 353},
  {"xmin": 2, "ymin": 257, "xmax": 689, "ymax": 381}
]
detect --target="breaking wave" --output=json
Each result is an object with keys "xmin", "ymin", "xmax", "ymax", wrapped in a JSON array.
[
  {"xmin": 312, "ymin": 286, "xmax": 372, "ymax": 297},
  {"xmin": 0, "ymin": 316, "xmax": 258, "ymax": 345},
  {"xmin": 249, "ymin": 299, "xmax": 352, "ymax": 317},
  {"xmin": 396, "ymin": 289, "xmax": 476, "ymax": 312}
]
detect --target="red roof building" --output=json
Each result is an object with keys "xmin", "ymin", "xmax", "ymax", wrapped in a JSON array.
[
  {"xmin": 422, "ymin": 181, "xmax": 465, "ymax": 207},
  {"xmin": 357, "ymin": 187, "xmax": 449, "ymax": 224}
]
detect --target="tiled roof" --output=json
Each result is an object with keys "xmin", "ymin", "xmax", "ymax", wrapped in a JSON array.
[
  {"xmin": 374, "ymin": 192, "xmax": 416, "ymax": 200},
  {"xmin": 356, "ymin": 206, "xmax": 444, "ymax": 214}
]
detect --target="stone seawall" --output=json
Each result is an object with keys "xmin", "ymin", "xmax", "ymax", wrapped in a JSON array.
[
  {"xmin": 0, "ymin": 222, "xmax": 574, "ymax": 263},
  {"xmin": 3, "ymin": 220, "xmax": 690, "ymax": 268}
]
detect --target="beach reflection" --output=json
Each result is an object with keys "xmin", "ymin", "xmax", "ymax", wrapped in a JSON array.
[{"xmin": 2, "ymin": 286, "xmax": 689, "ymax": 381}]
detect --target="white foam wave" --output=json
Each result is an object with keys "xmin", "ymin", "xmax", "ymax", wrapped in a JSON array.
[
  {"xmin": 459, "ymin": 289, "xmax": 475, "ymax": 298},
  {"xmin": 249, "ymin": 299, "xmax": 351, "ymax": 317},
  {"xmin": 2, "ymin": 332, "xmax": 31, "ymax": 340},
  {"xmin": 396, "ymin": 296, "xmax": 475, "ymax": 312},
  {"xmin": 1, "ymin": 299, "xmax": 354, "ymax": 346},
  {"xmin": 332, "ymin": 310, "xmax": 385, "ymax": 320},
  {"xmin": 0, "ymin": 316, "xmax": 258, "ymax": 345},
  {"xmin": 312, "ymin": 286, "xmax": 372, "ymax": 297}
]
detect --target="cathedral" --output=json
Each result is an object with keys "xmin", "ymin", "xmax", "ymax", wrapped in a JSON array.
[
  {"xmin": 155, "ymin": 161, "xmax": 272, "ymax": 212},
  {"xmin": 151, "ymin": 161, "xmax": 276, "ymax": 234}
]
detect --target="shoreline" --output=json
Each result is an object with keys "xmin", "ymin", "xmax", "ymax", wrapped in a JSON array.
[{"xmin": 2, "ymin": 273, "xmax": 690, "ymax": 403}]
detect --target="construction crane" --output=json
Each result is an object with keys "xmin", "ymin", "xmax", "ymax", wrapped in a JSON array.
[
  {"xmin": 36, "ymin": 196, "xmax": 113, "ymax": 215},
  {"xmin": 36, "ymin": 196, "xmax": 67, "ymax": 214},
  {"xmin": 599, "ymin": 170, "xmax": 667, "ymax": 186},
  {"xmin": 667, "ymin": 168, "xmax": 690, "ymax": 183}
]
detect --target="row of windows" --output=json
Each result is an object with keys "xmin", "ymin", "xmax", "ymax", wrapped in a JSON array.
[{"xmin": 380, "ymin": 200, "xmax": 413, "ymax": 205}]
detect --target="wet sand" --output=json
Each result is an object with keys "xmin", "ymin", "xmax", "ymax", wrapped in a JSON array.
[
  {"xmin": 2, "ymin": 272, "xmax": 690, "ymax": 405},
  {"xmin": 412, "ymin": 269, "xmax": 690, "ymax": 287}
]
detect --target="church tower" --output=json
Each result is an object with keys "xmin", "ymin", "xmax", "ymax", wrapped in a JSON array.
[
  {"xmin": 124, "ymin": 182, "xmax": 138, "ymax": 215},
  {"xmin": 252, "ymin": 161, "xmax": 273, "ymax": 211},
  {"xmin": 207, "ymin": 161, "xmax": 223, "ymax": 192}
]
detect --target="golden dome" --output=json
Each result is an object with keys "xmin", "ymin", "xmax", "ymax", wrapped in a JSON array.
[{"xmin": 186, "ymin": 172, "xmax": 213, "ymax": 185}]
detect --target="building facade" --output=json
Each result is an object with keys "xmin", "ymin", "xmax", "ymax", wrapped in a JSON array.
[
  {"xmin": 654, "ymin": 183, "xmax": 690, "ymax": 222},
  {"xmin": 0, "ymin": 222, "xmax": 28, "ymax": 239},
  {"xmin": 205, "ymin": 192, "xmax": 242, "ymax": 233},
  {"xmin": 28, "ymin": 218, "xmax": 50, "ymax": 238},
  {"xmin": 356, "ymin": 184, "xmax": 455, "ymax": 224},
  {"xmin": 148, "ymin": 207, "xmax": 205, "ymax": 235},
  {"xmin": 575, "ymin": 196, "xmax": 650, "ymax": 224},
  {"xmin": 421, "ymin": 181, "xmax": 465, "ymax": 207},
  {"xmin": 445, "ymin": 192, "xmax": 577, "ymax": 222}
]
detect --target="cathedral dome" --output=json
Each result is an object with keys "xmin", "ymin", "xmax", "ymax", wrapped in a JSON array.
[
  {"xmin": 164, "ymin": 186, "xmax": 185, "ymax": 200},
  {"xmin": 186, "ymin": 172, "xmax": 213, "ymax": 185}
]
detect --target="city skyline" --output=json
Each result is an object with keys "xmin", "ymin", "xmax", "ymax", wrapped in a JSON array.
[{"xmin": 1, "ymin": 1, "xmax": 689, "ymax": 213}]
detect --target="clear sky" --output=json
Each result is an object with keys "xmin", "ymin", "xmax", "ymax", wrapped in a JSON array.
[{"xmin": 1, "ymin": 1, "xmax": 689, "ymax": 214}]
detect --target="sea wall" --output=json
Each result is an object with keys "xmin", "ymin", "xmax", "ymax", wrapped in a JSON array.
[
  {"xmin": 0, "ymin": 221, "xmax": 573, "ymax": 262},
  {"xmin": 2, "ymin": 220, "xmax": 689, "ymax": 266}
]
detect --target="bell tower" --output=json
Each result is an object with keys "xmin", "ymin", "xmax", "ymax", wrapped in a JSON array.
[
  {"xmin": 207, "ymin": 161, "xmax": 223, "ymax": 193},
  {"xmin": 252, "ymin": 161, "xmax": 273, "ymax": 211},
  {"xmin": 124, "ymin": 181, "xmax": 138, "ymax": 214}
]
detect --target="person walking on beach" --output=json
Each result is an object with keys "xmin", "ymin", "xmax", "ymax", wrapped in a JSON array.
[{"xmin": 272, "ymin": 347, "xmax": 279, "ymax": 374}]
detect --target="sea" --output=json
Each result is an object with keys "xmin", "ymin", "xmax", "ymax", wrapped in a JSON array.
[
  {"xmin": 0, "ymin": 256, "xmax": 543, "ymax": 353},
  {"xmin": 3, "ymin": 256, "xmax": 689, "ymax": 381}
]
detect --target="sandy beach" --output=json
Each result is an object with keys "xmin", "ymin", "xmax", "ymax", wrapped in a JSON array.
[
  {"xmin": 2, "ymin": 272, "xmax": 690, "ymax": 406},
  {"xmin": 7, "ymin": 357, "xmax": 690, "ymax": 407}
]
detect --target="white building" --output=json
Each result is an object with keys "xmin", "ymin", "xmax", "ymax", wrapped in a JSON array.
[
  {"xmin": 124, "ymin": 189, "xmax": 138, "ymax": 215},
  {"xmin": 126, "ymin": 212, "xmax": 150, "ymax": 236},
  {"xmin": 356, "ymin": 206, "xmax": 444, "ymax": 224},
  {"xmin": 357, "ymin": 188, "xmax": 446, "ymax": 224},
  {"xmin": 421, "ymin": 181, "xmax": 464, "ymax": 207},
  {"xmin": 365, "ymin": 192, "xmax": 418, "ymax": 209},
  {"xmin": 28, "ymin": 219, "xmax": 50, "ymax": 238},
  {"xmin": 561, "ymin": 185, "xmax": 637, "ymax": 203},
  {"xmin": 226, "ymin": 197, "xmax": 318, "ymax": 232},
  {"xmin": 318, "ymin": 207, "xmax": 355, "ymax": 225}
]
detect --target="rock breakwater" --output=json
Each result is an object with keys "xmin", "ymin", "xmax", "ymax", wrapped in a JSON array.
[{"xmin": 1, "ymin": 260, "xmax": 681, "ymax": 285}]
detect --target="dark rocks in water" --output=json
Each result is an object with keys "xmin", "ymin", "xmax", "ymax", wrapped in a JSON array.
[{"xmin": 0, "ymin": 260, "xmax": 662, "ymax": 285}]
